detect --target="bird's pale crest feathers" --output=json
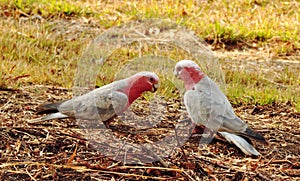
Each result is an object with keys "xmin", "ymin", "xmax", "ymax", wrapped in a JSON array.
[
  {"xmin": 174, "ymin": 59, "xmax": 201, "ymax": 75},
  {"xmin": 174, "ymin": 60, "xmax": 205, "ymax": 90}
]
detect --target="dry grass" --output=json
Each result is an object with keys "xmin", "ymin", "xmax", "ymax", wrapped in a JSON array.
[
  {"xmin": 0, "ymin": 87, "xmax": 299, "ymax": 180},
  {"xmin": 0, "ymin": 0, "xmax": 299, "ymax": 109},
  {"xmin": 0, "ymin": 1, "xmax": 300, "ymax": 180}
]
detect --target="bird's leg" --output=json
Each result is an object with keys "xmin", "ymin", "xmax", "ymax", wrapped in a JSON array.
[
  {"xmin": 192, "ymin": 124, "xmax": 206, "ymax": 134},
  {"xmin": 190, "ymin": 124, "xmax": 207, "ymax": 136},
  {"xmin": 103, "ymin": 118, "xmax": 115, "ymax": 129},
  {"xmin": 191, "ymin": 124, "xmax": 216, "ymax": 145},
  {"xmin": 199, "ymin": 128, "xmax": 216, "ymax": 144},
  {"xmin": 181, "ymin": 120, "xmax": 213, "ymax": 139}
]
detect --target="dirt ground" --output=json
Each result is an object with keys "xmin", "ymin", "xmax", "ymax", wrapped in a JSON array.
[
  {"xmin": 0, "ymin": 80, "xmax": 299, "ymax": 180},
  {"xmin": 0, "ymin": 17, "xmax": 299, "ymax": 179}
]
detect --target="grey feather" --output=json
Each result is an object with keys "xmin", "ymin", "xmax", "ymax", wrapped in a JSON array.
[
  {"xmin": 58, "ymin": 88, "xmax": 128, "ymax": 121},
  {"xmin": 185, "ymin": 76, "xmax": 266, "ymax": 142},
  {"xmin": 28, "ymin": 112, "xmax": 68, "ymax": 123},
  {"xmin": 219, "ymin": 132, "xmax": 260, "ymax": 156},
  {"xmin": 28, "ymin": 79, "xmax": 129, "ymax": 123}
]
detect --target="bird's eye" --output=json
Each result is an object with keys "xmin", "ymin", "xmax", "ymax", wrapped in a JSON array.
[
  {"xmin": 149, "ymin": 77, "xmax": 154, "ymax": 82},
  {"xmin": 176, "ymin": 67, "xmax": 182, "ymax": 72}
]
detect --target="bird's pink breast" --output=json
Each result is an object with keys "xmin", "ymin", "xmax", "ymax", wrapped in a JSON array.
[{"xmin": 181, "ymin": 67, "xmax": 205, "ymax": 90}]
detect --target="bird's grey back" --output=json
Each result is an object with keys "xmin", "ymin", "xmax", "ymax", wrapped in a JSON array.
[
  {"xmin": 57, "ymin": 79, "xmax": 129, "ymax": 120},
  {"xmin": 192, "ymin": 76, "xmax": 248, "ymax": 132}
]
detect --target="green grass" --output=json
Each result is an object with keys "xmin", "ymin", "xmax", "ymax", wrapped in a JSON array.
[
  {"xmin": 0, "ymin": 0, "xmax": 299, "ymax": 110},
  {"xmin": 1, "ymin": 0, "xmax": 94, "ymax": 17},
  {"xmin": 0, "ymin": 18, "xmax": 82, "ymax": 87},
  {"xmin": 225, "ymin": 69, "xmax": 300, "ymax": 109}
]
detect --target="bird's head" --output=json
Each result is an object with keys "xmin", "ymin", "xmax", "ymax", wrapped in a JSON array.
[
  {"xmin": 133, "ymin": 71, "xmax": 160, "ymax": 92},
  {"xmin": 125, "ymin": 71, "xmax": 160, "ymax": 104},
  {"xmin": 174, "ymin": 60, "xmax": 205, "ymax": 89}
]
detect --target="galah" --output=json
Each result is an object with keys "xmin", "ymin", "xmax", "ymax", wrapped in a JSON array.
[
  {"xmin": 28, "ymin": 71, "xmax": 160, "ymax": 128},
  {"xmin": 174, "ymin": 60, "xmax": 267, "ymax": 155}
]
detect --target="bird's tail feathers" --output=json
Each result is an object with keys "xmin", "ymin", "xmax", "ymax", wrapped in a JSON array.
[
  {"xmin": 219, "ymin": 132, "xmax": 261, "ymax": 156},
  {"xmin": 36, "ymin": 101, "xmax": 65, "ymax": 114},
  {"xmin": 242, "ymin": 127, "xmax": 267, "ymax": 144},
  {"xmin": 28, "ymin": 112, "xmax": 68, "ymax": 123}
]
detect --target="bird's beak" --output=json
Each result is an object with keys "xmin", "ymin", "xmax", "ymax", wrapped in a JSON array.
[
  {"xmin": 152, "ymin": 83, "xmax": 160, "ymax": 92},
  {"xmin": 174, "ymin": 70, "xmax": 180, "ymax": 79}
]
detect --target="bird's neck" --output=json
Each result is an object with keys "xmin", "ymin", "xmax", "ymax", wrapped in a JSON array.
[
  {"xmin": 183, "ymin": 68, "xmax": 205, "ymax": 90},
  {"xmin": 127, "ymin": 87, "xmax": 143, "ymax": 104},
  {"xmin": 122, "ymin": 77, "xmax": 144, "ymax": 105}
]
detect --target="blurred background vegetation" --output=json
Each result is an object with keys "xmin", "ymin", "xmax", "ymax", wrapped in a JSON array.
[{"xmin": 0, "ymin": 0, "xmax": 299, "ymax": 110}]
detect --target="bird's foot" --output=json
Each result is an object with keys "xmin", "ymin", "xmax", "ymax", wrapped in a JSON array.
[{"xmin": 103, "ymin": 118, "xmax": 116, "ymax": 129}]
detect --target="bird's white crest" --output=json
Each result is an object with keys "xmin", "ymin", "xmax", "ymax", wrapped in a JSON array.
[
  {"xmin": 134, "ymin": 71, "xmax": 159, "ymax": 80},
  {"xmin": 175, "ymin": 60, "xmax": 201, "ymax": 70}
]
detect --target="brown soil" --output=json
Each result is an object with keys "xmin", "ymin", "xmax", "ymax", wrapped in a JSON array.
[{"xmin": 0, "ymin": 85, "xmax": 299, "ymax": 180}]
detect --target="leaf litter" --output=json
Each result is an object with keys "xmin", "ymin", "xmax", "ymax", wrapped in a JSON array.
[{"xmin": 0, "ymin": 85, "xmax": 299, "ymax": 180}]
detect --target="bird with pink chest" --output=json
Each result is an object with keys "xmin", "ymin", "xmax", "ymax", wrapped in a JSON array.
[
  {"xmin": 174, "ymin": 60, "xmax": 267, "ymax": 156},
  {"xmin": 28, "ymin": 71, "xmax": 160, "ymax": 128}
]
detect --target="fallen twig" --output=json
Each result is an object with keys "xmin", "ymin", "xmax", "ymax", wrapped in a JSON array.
[
  {"xmin": 192, "ymin": 154, "xmax": 272, "ymax": 180},
  {"xmin": 67, "ymin": 143, "xmax": 78, "ymax": 164},
  {"xmin": 256, "ymin": 172, "xmax": 272, "ymax": 181}
]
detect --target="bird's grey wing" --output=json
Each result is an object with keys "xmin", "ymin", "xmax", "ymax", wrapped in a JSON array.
[
  {"xmin": 184, "ymin": 89, "xmax": 224, "ymax": 132},
  {"xmin": 219, "ymin": 132, "xmax": 260, "ymax": 156},
  {"xmin": 185, "ymin": 76, "xmax": 244, "ymax": 132},
  {"xmin": 199, "ymin": 77, "xmax": 249, "ymax": 133},
  {"xmin": 58, "ymin": 89, "xmax": 128, "ymax": 121},
  {"xmin": 192, "ymin": 77, "xmax": 266, "ymax": 142},
  {"xmin": 219, "ymin": 103, "xmax": 266, "ymax": 143}
]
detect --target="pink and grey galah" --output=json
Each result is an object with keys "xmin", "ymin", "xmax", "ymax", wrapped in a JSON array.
[
  {"xmin": 28, "ymin": 71, "xmax": 160, "ymax": 127},
  {"xmin": 174, "ymin": 60, "xmax": 267, "ymax": 155}
]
